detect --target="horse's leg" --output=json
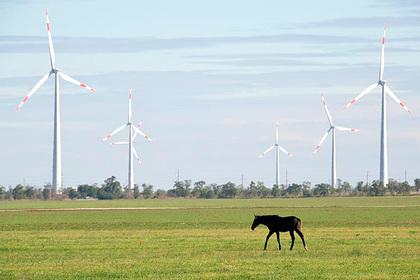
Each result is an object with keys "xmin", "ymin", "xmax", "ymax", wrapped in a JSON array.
[
  {"xmin": 295, "ymin": 229, "xmax": 307, "ymax": 251},
  {"xmin": 264, "ymin": 231, "xmax": 274, "ymax": 250},
  {"xmin": 276, "ymin": 232, "xmax": 281, "ymax": 250},
  {"xmin": 289, "ymin": 231, "xmax": 295, "ymax": 250}
]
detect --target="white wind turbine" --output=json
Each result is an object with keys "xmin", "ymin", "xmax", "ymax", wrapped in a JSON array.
[
  {"xmin": 16, "ymin": 10, "xmax": 95, "ymax": 195},
  {"xmin": 314, "ymin": 95, "xmax": 358, "ymax": 188},
  {"xmin": 344, "ymin": 26, "xmax": 411, "ymax": 186},
  {"xmin": 102, "ymin": 89, "xmax": 152, "ymax": 190},
  {"xmin": 258, "ymin": 123, "xmax": 293, "ymax": 187}
]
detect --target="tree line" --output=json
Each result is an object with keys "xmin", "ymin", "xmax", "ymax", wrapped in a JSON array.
[{"xmin": 0, "ymin": 176, "xmax": 419, "ymax": 200}]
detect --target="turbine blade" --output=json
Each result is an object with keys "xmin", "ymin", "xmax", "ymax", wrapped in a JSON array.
[
  {"xmin": 335, "ymin": 126, "xmax": 359, "ymax": 132},
  {"xmin": 259, "ymin": 145, "xmax": 274, "ymax": 158},
  {"xmin": 103, "ymin": 124, "xmax": 127, "ymax": 141},
  {"xmin": 110, "ymin": 141, "xmax": 129, "ymax": 145},
  {"xmin": 321, "ymin": 94, "xmax": 333, "ymax": 126},
  {"xmin": 16, "ymin": 72, "xmax": 52, "ymax": 111},
  {"xmin": 128, "ymin": 89, "xmax": 132, "ymax": 122},
  {"xmin": 59, "ymin": 72, "xmax": 96, "ymax": 92},
  {"xmin": 384, "ymin": 85, "xmax": 411, "ymax": 113},
  {"xmin": 344, "ymin": 83, "xmax": 378, "ymax": 109},
  {"xmin": 278, "ymin": 145, "xmax": 293, "ymax": 157},
  {"xmin": 314, "ymin": 128, "xmax": 332, "ymax": 153},
  {"xmin": 132, "ymin": 146, "xmax": 142, "ymax": 164},
  {"xmin": 132, "ymin": 125, "xmax": 152, "ymax": 142},
  {"xmin": 379, "ymin": 25, "xmax": 386, "ymax": 81},
  {"xmin": 46, "ymin": 9, "xmax": 55, "ymax": 69}
]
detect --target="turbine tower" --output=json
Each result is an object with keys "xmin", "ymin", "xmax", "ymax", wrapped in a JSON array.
[
  {"xmin": 16, "ymin": 10, "xmax": 95, "ymax": 195},
  {"xmin": 344, "ymin": 26, "xmax": 411, "ymax": 186},
  {"xmin": 103, "ymin": 89, "xmax": 152, "ymax": 190},
  {"xmin": 314, "ymin": 95, "xmax": 358, "ymax": 188},
  {"xmin": 258, "ymin": 123, "xmax": 293, "ymax": 187}
]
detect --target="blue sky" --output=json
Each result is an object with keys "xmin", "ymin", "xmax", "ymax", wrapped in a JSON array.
[{"xmin": 0, "ymin": 0, "xmax": 419, "ymax": 189}]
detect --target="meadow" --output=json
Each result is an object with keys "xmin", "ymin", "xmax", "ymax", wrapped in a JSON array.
[{"xmin": 0, "ymin": 197, "xmax": 419, "ymax": 279}]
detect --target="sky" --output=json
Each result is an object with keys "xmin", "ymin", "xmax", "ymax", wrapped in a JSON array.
[{"xmin": 0, "ymin": 0, "xmax": 419, "ymax": 189}]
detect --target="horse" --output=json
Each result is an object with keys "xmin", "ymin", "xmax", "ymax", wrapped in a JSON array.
[{"xmin": 251, "ymin": 215, "xmax": 307, "ymax": 251}]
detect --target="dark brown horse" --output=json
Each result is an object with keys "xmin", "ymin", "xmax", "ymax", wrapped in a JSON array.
[{"xmin": 251, "ymin": 215, "xmax": 307, "ymax": 251}]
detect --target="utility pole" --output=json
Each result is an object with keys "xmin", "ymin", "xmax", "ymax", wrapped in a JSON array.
[
  {"xmin": 366, "ymin": 170, "xmax": 369, "ymax": 186},
  {"xmin": 241, "ymin": 174, "xmax": 244, "ymax": 189},
  {"xmin": 285, "ymin": 168, "xmax": 288, "ymax": 188},
  {"xmin": 404, "ymin": 169, "xmax": 407, "ymax": 182},
  {"xmin": 177, "ymin": 168, "xmax": 180, "ymax": 183}
]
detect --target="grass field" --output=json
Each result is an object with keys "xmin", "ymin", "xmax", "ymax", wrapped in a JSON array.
[{"xmin": 0, "ymin": 197, "xmax": 419, "ymax": 279}]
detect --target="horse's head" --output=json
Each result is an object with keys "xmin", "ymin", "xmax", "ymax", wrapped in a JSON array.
[{"xmin": 251, "ymin": 215, "xmax": 261, "ymax": 230}]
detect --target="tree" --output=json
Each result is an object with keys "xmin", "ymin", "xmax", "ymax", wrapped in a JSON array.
[
  {"xmin": 172, "ymin": 180, "xmax": 191, "ymax": 197},
  {"xmin": 285, "ymin": 184, "xmax": 302, "ymax": 197},
  {"xmin": 133, "ymin": 184, "xmax": 140, "ymax": 199},
  {"xmin": 142, "ymin": 184, "xmax": 154, "ymax": 199},
  {"xmin": 369, "ymin": 180, "xmax": 385, "ymax": 196},
  {"xmin": 246, "ymin": 181, "xmax": 258, "ymax": 198},
  {"xmin": 24, "ymin": 186, "xmax": 36, "ymax": 199},
  {"xmin": 219, "ymin": 182, "xmax": 238, "ymax": 198},
  {"xmin": 313, "ymin": 183, "xmax": 330, "ymax": 197},
  {"xmin": 211, "ymin": 183, "xmax": 221, "ymax": 198},
  {"xmin": 271, "ymin": 184, "xmax": 281, "ymax": 198},
  {"xmin": 97, "ymin": 176, "xmax": 122, "ymax": 200},
  {"xmin": 354, "ymin": 181, "xmax": 365, "ymax": 196},
  {"xmin": 0, "ymin": 186, "xmax": 6, "ymax": 200},
  {"xmin": 398, "ymin": 181, "xmax": 411, "ymax": 195},
  {"xmin": 192, "ymin": 181, "xmax": 206, "ymax": 198},
  {"xmin": 166, "ymin": 189, "xmax": 177, "ymax": 197},
  {"xmin": 12, "ymin": 184, "xmax": 25, "ymax": 200},
  {"xmin": 42, "ymin": 184, "xmax": 52, "ymax": 200},
  {"xmin": 154, "ymin": 189, "xmax": 167, "ymax": 199},
  {"xmin": 302, "ymin": 181, "xmax": 312, "ymax": 197},
  {"xmin": 414, "ymin": 179, "xmax": 420, "ymax": 193},
  {"xmin": 202, "ymin": 186, "xmax": 216, "ymax": 198},
  {"xmin": 77, "ymin": 184, "xmax": 98, "ymax": 199},
  {"xmin": 387, "ymin": 179, "xmax": 399, "ymax": 195},
  {"xmin": 68, "ymin": 188, "xmax": 79, "ymax": 199},
  {"xmin": 256, "ymin": 181, "xmax": 271, "ymax": 198},
  {"xmin": 341, "ymin": 181, "xmax": 352, "ymax": 195}
]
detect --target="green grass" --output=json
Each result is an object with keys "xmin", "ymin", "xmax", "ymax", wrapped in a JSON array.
[{"xmin": 0, "ymin": 197, "xmax": 419, "ymax": 279}]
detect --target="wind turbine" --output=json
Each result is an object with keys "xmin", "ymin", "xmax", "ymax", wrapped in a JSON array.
[
  {"xmin": 258, "ymin": 123, "xmax": 293, "ymax": 187},
  {"xmin": 16, "ymin": 10, "xmax": 95, "ymax": 195},
  {"xmin": 102, "ymin": 89, "xmax": 152, "ymax": 190},
  {"xmin": 344, "ymin": 26, "xmax": 411, "ymax": 186},
  {"xmin": 314, "ymin": 95, "xmax": 358, "ymax": 188}
]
